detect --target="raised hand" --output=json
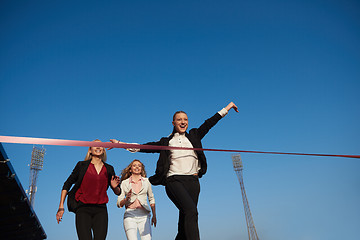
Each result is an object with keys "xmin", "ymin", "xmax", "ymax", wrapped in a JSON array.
[
  {"xmin": 111, "ymin": 175, "xmax": 120, "ymax": 188},
  {"xmin": 225, "ymin": 102, "xmax": 239, "ymax": 112},
  {"xmin": 126, "ymin": 189, "xmax": 132, "ymax": 202}
]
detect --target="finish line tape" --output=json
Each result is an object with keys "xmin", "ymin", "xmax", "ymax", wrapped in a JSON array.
[{"xmin": 0, "ymin": 135, "xmax": 359, "ymax": 159}]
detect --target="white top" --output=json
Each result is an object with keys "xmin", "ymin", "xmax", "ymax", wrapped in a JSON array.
[
  {"xmin": 167, "ymin": 132, "xmax": 199, "ymax": 177},
  {"xmin": 117, "ymin": 177, "xmax": 155, "ymax": 212},
  {"xmin": 127, "ymin": 108, "xmax": 229, "ymax": 176},
  {"xmin": 167, "ymin": 108, "xmax": 228, "ymax": 177}
]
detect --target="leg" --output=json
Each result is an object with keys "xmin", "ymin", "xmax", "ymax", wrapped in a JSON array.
[
  {"xmin": 166, "ymin": 175, "xmax": 200, "ymax": 240},
  {"xmin": 176, "ymin": 212, "xmax": 185, "ymax": 240},
  {"xmin": 124, "ymin": 214, "xmax": 139, "ymax": 240},
  {"xmin": 138, "ymin": 214, "xmax": 152, "ymax": 240},
  {"xmin": 92, "ymin": 206, "xmax": 108, "ymax": 240},
  {"xmin": 76, "ymin": 207, "xmax": 93, "ymax": 240}
]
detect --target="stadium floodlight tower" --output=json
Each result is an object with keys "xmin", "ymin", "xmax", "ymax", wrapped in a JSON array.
[
  {"xmin": 28, "ymin": 145, "xmax": 45, "ymax": 207},
  {"xmin": 232, "ymin": 154, "xmax": 259, "ymax": 240}
]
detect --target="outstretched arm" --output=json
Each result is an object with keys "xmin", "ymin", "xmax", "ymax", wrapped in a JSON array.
[
  {"xmin": 109, "ymin": 139, "xmax": 163, "ymax": 154},
  {"xmin": 197, "ymin": 101, "xmax": 239, "ymax": 139},
  {"xmin": 108, "ymin": 139, "xmax": 127, "ymax": 150},
  {"xmin": 108, "ymin": 139, "xmax": 140, "ymax": 152}
]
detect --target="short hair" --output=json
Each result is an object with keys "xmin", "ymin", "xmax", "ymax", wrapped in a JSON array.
[{"xmin": 172, "ymin": 111, "xmax": 187, "ymax": 121}]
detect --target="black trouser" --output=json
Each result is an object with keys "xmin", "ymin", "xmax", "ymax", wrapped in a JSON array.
[
  {"xmin": 75, "ymin": 204, "xmax": 108, "ymax": 240},
  {"xmin": 165, "ymin": 175, "xmax": 201, "ymax": 240}
]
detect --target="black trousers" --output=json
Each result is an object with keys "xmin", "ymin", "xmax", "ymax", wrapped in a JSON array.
[
  {"xmin": 75, "ymin": 204, "xmax": 108, "ymax": 240},
  {"xmin": 165, "ymin": 175, "xmax": 201, "ymax": 240}
]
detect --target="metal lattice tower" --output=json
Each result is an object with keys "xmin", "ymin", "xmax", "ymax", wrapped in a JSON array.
[
  {"xmin": 28, "ymin": 145, "xmax": 45, "ymax": 206},
  {"xmin": 232, "ymin": 154, "xmax": 259, "ymax": 240}
]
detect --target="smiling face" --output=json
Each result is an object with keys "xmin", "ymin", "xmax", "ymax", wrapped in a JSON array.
[
  {"xmin": 130, "ymin": 160, "xmax": 143, "ymax": 175},
  {"xmin": 172, "ymin": 112, "xmax": 188, "ymax": 134},
  {"xmin": 84, "ymin": 139, "xmax": 107, "ymax": 162},
  {"xmin": 90, "ymin": 146, "xmax": 104, "ymax": 157}
]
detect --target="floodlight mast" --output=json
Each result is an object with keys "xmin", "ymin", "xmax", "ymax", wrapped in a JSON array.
[
  {"xmin": 28, "ymin": 145, "xmax": 45, "ymax": 207},
  {"xmin": 232, "ymin": 154, "xmax": 259, "ymax": 240}
]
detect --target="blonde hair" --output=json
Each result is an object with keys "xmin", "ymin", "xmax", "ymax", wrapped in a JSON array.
[
  {"xmin": 120, "ymin": 159, "xmax": 147, "ymax": 182},
  {"xmin": 84, "ymin": 139, "xmax": 107, "ymax": 162}
]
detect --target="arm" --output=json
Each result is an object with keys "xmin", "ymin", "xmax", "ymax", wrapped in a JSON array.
[
  {"xmin": 117, "ymin": 181, "xmax": 132, "ymax": 208},
  {"xmin": 56, "ymin": 190, "xmax": 67, "ymax": 224},
  {"xmin": 62, "ymin": 162, "xmax": 81, "ymax": 191},
  {"xmin": 109, "ymin": 139, "xmax": 162, "ymax": 153},
  {"xmin": 139, "ymin": 140, "xmax": 164, "ymax": 153},
  {"xmin": 56, "ymin": 162, "xmax": 81, "ymax": 223},
  {"xmin": 147, "ymin": 180, "xmax": 157, "ymax": 226},
  {"xmin": 197, "ymin": 101, "xmax": 239, "ymax": 139},
  {"xmin": 110, "ymin": 138, "xmax": 164, "ymax": 154},
  {"xmin": 108, "ymin": 139, "xmax": 133, "ymax": 151},
  {"xmin": 110, "ymin": 176, "xmax": 121, "ymax": 195},
  {"xmin": 105, "ymin": 164, "xmax": 121, "ymax": 195},
  {"xmin": 119, "ymin": 189, "xmax": 132, "ymax": 208},
  {"xmin": 150, "ymin": 204, "xmax": 157, "ymax": 227}
]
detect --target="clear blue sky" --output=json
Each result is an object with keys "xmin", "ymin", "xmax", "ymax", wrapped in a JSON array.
[{"xmin": 1, "ymin": 0, "xmax": 359, "ymax": 239}]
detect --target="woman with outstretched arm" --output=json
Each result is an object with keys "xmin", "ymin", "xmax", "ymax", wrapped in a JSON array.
[{"xmin": 110, "ymin": 102, "xmax": 238, "ymax": 240}]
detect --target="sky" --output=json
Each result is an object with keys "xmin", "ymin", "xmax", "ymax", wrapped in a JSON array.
[{"xmin": 1, "ymin": 0, "xmax": 359, "ymax": 239}]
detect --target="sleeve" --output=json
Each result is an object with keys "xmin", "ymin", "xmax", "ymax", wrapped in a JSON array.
[
  {"xmin": 126, "ymin": 139, "xmax": 164, "ymax": 154},
  {"xmin": 62, "ymin": 161, "xmax": 81, "ymax": 191},
  {"xmin": 218, "ymin": 108, "xmax": 228, "ymax": 117},
  {"xmin": 107, "ymin": 164, "xmax": 117, "ymax": 189},
  {"xmin": 196, "ymin": 112, "xmax": 223, "ymax": 139},
  {"xmin": 125, "ymin": 143, "xmax": 141, "ymax": 153},
  {"xmin": 139, "ymin": 139, "xmax": 164, "ymax": 153},
  {"xmin": 117, "ymin": 181, "xmax": 127, "ymax": 208},
  {"xmin": 146, "ymin": 179, "xmax": 155, "ymax": 205},
  {"xmin": 108, "ymin": 165, "xmax": 115, "ymax": 177}
]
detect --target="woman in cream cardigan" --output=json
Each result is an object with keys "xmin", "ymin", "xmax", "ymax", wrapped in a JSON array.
[{"xmin": 117, "ymin": 159, "xmax": 156, "ymax": 240}]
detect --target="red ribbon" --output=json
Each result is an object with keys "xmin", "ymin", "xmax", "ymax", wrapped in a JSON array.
[{"xmin": 0, "ymin": 135, "xmax": 359, "ymax": 159}]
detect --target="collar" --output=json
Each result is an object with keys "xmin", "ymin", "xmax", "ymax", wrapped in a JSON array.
[
  {"xmin": 173, "ymin": 132, "xmax": 186, "ymax": 137},
  {"xmin": 129, "ymin": 176, "xmax": 143, "ymax": 183}
]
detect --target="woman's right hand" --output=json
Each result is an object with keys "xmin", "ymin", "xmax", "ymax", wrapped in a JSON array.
[
  {"xmin": 121, "ymin": 189, "xmax": 132, "ymax": 207},
  {"xmin": 126, "ymin": 189, "xmax": 132, "ymax": 202},
  {"xmin": 56, "ymin": 208, "xmax": 65, "ymax": 224},
  {"xmin": 108, "ymin": 139, "xmax": 125, "ymax": 150},
  {"xmin": 109, "ymin": 139, "xmax": 140, "ymax": 152}
]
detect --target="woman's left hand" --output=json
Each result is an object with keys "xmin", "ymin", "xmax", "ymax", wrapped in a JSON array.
[
  {"xmin": 225, "ymin": 102, "xmax": 239, "ymax": 112},
  {"xmin": 151, "ymin": 215, "xmax": 157, "ymax": 227},
  {"xmin": 111, "ymin": 175, "xmax": 120, "ymax": 188}
]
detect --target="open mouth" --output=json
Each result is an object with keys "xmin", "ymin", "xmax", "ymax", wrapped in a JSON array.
[{"xmin": 94, "ymin": 149, "xmax": 102, "ymax": 154}]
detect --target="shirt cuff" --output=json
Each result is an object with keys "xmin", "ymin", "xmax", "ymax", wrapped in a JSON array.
[
  {"xmin": 126, "ymin": 143, "xmax": 140, "ymax": 153},
  {"xmin": 218, "ymin": 108, "xmax": 228, "ymax": 117}
]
